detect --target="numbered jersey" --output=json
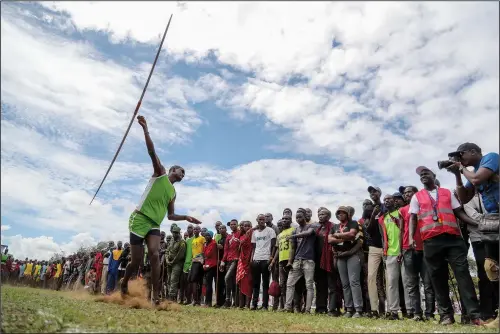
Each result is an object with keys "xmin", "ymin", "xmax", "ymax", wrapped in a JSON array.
[{"xmin": 278, "ymin": 227, "xmax": 295, "ymax": 262}]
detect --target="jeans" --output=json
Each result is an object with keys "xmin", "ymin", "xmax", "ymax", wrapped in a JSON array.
[
  {"xmin": 285, "ymin": 259, "xmax": 315, "ymax": 312},
  {"xmin": 251, "ymin": 260, "xmax": 270, "ymax": 308},
  {"xmin": 106, "ymin": 271, "xmax": 118, "ymax": 294},
  {"xmin": 337, "ymin": 252, "xmax": 364, "ymax": 312},
  {"xmin": 403, "ymin": 249, "xmax": 435, "ymax": 316},
  {"xmin": 423, "ymin": 234, "xmax": 481, "ymax": 319},
  {"xmin": 224, "ymin": 260, "xmax": 238, "ymax": 304},
  {"xmin": 279, "ymin": 261, "xmax": 290, "ymax": 309},
  {"xmin": 314, "ymin": 266, "xmax": 337, "ymax": 313},
  {"xmin": 384, "ymin": 255, "xmax": 401, "ymax": 312},
  {"xmin": 471, "ymin": 241, "xmax": 498, "ymax": 319}
]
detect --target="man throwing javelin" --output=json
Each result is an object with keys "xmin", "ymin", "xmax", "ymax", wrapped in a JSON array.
[{"xmin": 121, "ymin": 115, "xmax": 201, "ymax": 305}]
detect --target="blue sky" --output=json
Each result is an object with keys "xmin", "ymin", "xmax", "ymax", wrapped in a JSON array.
[{"xmin": 1, "ymin": 1, "xmax": 498, "ymax": 260}]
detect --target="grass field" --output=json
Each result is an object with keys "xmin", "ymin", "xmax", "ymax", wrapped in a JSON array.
[{"xmin": 1, "ymin": 284, "xmax": 497, "ymax": 333}]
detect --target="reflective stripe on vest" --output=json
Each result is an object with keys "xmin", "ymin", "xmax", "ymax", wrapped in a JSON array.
[{"xmin": 415, "ymin": 188, "xmax": 460, "ymax": 241}]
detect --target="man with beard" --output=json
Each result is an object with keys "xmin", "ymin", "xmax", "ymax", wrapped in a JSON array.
[
  {"xmin": 399, "ymin": 185, "xmax": 435, "ymax": 321},
  {"xmin": 365, "ymin": 186, "xmax": 387, "ymax": 318},
  {"xmin": 220, "ymin": 219, "xmax": 241, "ymax": 308},
  {"xmin": 305, "ymin": 208, "xmax": 314, "ymax": 225},
  {"xmin": 409, "ymin": 166, "xmax": 483, "ymax": 326}
]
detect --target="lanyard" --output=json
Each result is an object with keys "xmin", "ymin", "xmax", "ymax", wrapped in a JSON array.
[{"xmin": 426, "ymin": 189, "xmax": 441, "ymax": 222}]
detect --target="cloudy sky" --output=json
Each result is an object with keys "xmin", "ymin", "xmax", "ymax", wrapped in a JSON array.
[{"xmin": 1, "ymin": 1, "xmax": 498, "ymax": 260}]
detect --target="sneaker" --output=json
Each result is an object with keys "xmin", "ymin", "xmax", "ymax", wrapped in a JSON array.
[
  {"xmin": 439, "ymin": 315, "xmax": 455, "ymax": 325},
  {"xmin": 364, "ymin": 312, "xmax": 373, "ymax": 318},
  {"xmin": 343, "ymin": 312, "xmax": 354, "ymax": 318},
  {"xmin": 371, "ymin": 311, "xmax": 380, "ymax": 319},
  {"xmin": 425, "ymin": 314, "xmax": 435, "ymax": 321},
  {"xmin": 460, "ymin": 315, "xmax": 471, "ymax": 325},
  {"xmin": 328, "ymin": 311, "xmax": 341, "ymax": 317},
  {"xmin": 388, "ymin": 312, "xmax": 400, "ymax": 321},
  {"xmin": 406, "ymin": 312, "xmax": 414, "ymax": 319},
  {"xmin": 258, "ymin": 306, "xmax": 268, "ymax": 311},
  {"xmin": 222, "ymin": 300, "xmax": 231, "ymax": 308},
  {"xmin": 250, "ymin": 306, "xmax": 257, "ymax": 311},
  {"xmin": 412, "ymin": 314, "xmax": 424, "ymax": 322},
  {"xmin": 352, "ymin": 312, "xmax": 363, "ymax": 319}
]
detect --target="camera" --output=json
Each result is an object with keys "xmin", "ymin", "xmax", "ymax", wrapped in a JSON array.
[{"xmin": 437, "ymin": 160, "xmax": 454, "ymax": 169}]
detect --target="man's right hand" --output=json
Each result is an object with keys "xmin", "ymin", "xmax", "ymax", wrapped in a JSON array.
[
  {"xmin": 408, "ymin": 237, "xmax": 416, "ymax": 250},
  {"xmin": 186, "ymin": 216, "xmax": 202, "ymax": 225},
  {"xmin": 137, "ymin": 115, "xmax": 148, "ymax": 130}
]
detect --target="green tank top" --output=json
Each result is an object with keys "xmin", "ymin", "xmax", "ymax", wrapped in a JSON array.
[
  {"xmin": 136, "ymin": 174, "xmax": 176, "ymax": 225},
  {"xmin": 278, "ymin": 227, "xmax": 295, "ymax": 262},
  {"xmin": 183, "ymin": 238, "xmax": 193, "ymax": 273}
]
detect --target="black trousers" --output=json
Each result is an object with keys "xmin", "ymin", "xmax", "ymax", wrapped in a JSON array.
[
  {"xmin": 188, "ymin": 262, "xmax": 204, "ymax": 305},
  {"xmin": 423, "ymin": 234, "xmax": 480, "ymax": 319},
  {"xmin": 472, "ymin": 241, "xmax": 499, "ymax": 319},
  {"xmin": 204, "ymin": 267, "xmax": 217, "ymax": 306},
  {"xmin": 403, "ymin": 249, "xmax": 435, "ymax": 317},
  {"xmin": 314, "ymin": 266, "xmax": 337, "ymax": 313},
  {"xmin": 216, "ymin": 267, "xmax": 226, "ymax": 306},
  {"xmin": 179, "ymin": 271, "xmax": 192, "ymax": 303},
  {"xmin": 251, "ymin": 260, "xmax": 270, "ymax": 308}
]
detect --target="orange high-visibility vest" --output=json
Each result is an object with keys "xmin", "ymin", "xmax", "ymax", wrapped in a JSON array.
[{"xmin": 415, "ymin": 188, "xmax": 460, "ymax": 241}]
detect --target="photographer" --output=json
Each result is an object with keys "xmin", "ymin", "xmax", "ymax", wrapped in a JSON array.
[{"xmin": 445, "ymin": 143, "xmax": 499, "ymax": 279}]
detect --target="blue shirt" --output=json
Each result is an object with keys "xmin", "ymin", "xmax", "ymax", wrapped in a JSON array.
[
  {"xmin": 465, "ymin": 152, "xmax": 499, "ymax": 213},
  {"xmin": 292, "ymin": 224, "xmax": 316, "ymax": 261},
  {"xmin": 19, "ymin": 264, "xmax": 25, "ymax": 277}
]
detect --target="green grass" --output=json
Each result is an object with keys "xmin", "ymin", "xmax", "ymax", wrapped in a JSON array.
[{"xmin": 1, "ymin": 285, "xmax": 496, "ymax": 333}]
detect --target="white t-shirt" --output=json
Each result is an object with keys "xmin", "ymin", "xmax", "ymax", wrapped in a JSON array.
[
  {"xmin": 409, "ymin": 188, "xmax": 461, "ymax": 214},
  {"xmin": 251, "ymin": 226, "xmax": 276, "ymax": 261}
]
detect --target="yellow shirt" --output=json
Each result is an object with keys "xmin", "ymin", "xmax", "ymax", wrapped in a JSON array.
[
  {"xmin": 278, "ymin": 227, "xmax": 295, "ymax": 262},
  {"xmin": 112, "ymin": 249, "xmax": 123, "ymax": 261},
  {"xmin": 24, "ymin": 263, "xmax": 33, "ymax": 276},
  {"xmin": 54, "ymin": 264, "xmax": 62, "ymax": 278},
  {"xmin": 191, "ymin": 236, "xmax": 206, "ymax": 259},
  {"xmin": 34, "ymin": 264, "xmax": 41, "ymax": 276}
]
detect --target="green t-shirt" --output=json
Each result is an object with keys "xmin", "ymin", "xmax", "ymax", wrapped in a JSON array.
[
  {"xmin": 384, "ymin": 210, "xmax": 401, "ymax": 256},
  {"xmin": 278, "ymin": 227, "xmax": 295, "ymax": 262},
  {"xmin": 214, "ymin": 234, "xmax": 221, "ymax": 243},
  {"xmin": 136, "ymin": 174, "xmax": 176, "ymax": 225},
  {"xmin": 183, "ymin": 237, "xmax": 193, "ymax": 273}
]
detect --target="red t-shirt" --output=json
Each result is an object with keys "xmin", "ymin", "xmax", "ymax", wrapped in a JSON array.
[
  {"xmin": 203, "ymin": 240, "xmax": 218, "ymax": 269},
  {"xmin": 400, "ymin": 205, "xmax": 423, "ymax": 251}
]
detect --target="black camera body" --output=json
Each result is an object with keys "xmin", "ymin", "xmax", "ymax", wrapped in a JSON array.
[{"xmin": 437, "ymin": 160, "xmax": 454, "ymax": 169}]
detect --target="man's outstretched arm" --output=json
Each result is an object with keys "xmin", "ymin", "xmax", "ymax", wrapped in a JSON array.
[
  {"xmin": 137, "ymin": 115, "xmax": 165, "ymax": 177},
  {"xmin": 167, "ymin": 197, "xmax": 202, "ymax": 224}
]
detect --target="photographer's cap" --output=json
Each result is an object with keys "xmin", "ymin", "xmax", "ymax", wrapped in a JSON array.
[
  {"xmin": 448, "ymin": 142, "xmax": 482, "ymax": 157},
  {"xmin": 416, "ymin": 166, "xmax": 435, "ymax": 175}
]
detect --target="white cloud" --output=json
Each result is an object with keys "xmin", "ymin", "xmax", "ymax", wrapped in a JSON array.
[
  {"xmin": 1, "ymin": 2, "xmax": 498, "ymax": 261},
  {"xmin": 1, "ymin": 225, "xmax": 12, "ymax": 231}
]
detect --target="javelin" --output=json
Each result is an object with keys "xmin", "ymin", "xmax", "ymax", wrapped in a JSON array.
[{"xmin": 89, "ymin": 14, "xmax": 173, "ymax": 205}]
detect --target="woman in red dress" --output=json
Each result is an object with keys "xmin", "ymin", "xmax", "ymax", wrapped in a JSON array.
[
  {"xmin": 236, "ymin": 221, "xmax": 253, "ymax": 309},
  {"xmin": 93, "ymin": 251, "xmax": 104, "ymax": 287}
]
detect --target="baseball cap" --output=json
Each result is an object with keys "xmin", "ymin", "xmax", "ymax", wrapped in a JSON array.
[
  {"xmin": 398, "ymin": 186, "xmax": 408, "ymax": 194},
  {"xmin": 416, "ymin": 166, "xmax": 435, "ymax": 175},
  {"xmin": 448, "ymin": 143, "xmax": 482, "ymax": 157},
  {"xmin": 171, "ymin": 225, "xmax": 181, "ymax": 233},
  {"xmin": 206, "ymin": 230, "xmax": 214, "ymax": 237},
  {"xmin": 367, "ymin": 186, "xmax": 382, "ymax": 193},
  {"xmin": 392, "ymin": 192, "xmax": 404, "ymax": 199}
]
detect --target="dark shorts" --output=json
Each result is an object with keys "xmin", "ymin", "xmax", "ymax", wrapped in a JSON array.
[
  {"xmin": 188, "ymin": 262, "xmax": 204, "ymax": 283},
  {"xmin": 130, "ymin": 229, "xmax": 161, "ymax": 246}
]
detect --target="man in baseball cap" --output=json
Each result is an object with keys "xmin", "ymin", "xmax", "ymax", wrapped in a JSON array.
[{"xmin": 447, "ymin": 142, "xmax": 482, "ymax": 158}]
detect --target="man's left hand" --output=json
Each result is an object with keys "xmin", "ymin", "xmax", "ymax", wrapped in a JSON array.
[{"xmin": 446, "ymin": 161, "xmax": 462, "ymax": 175}]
